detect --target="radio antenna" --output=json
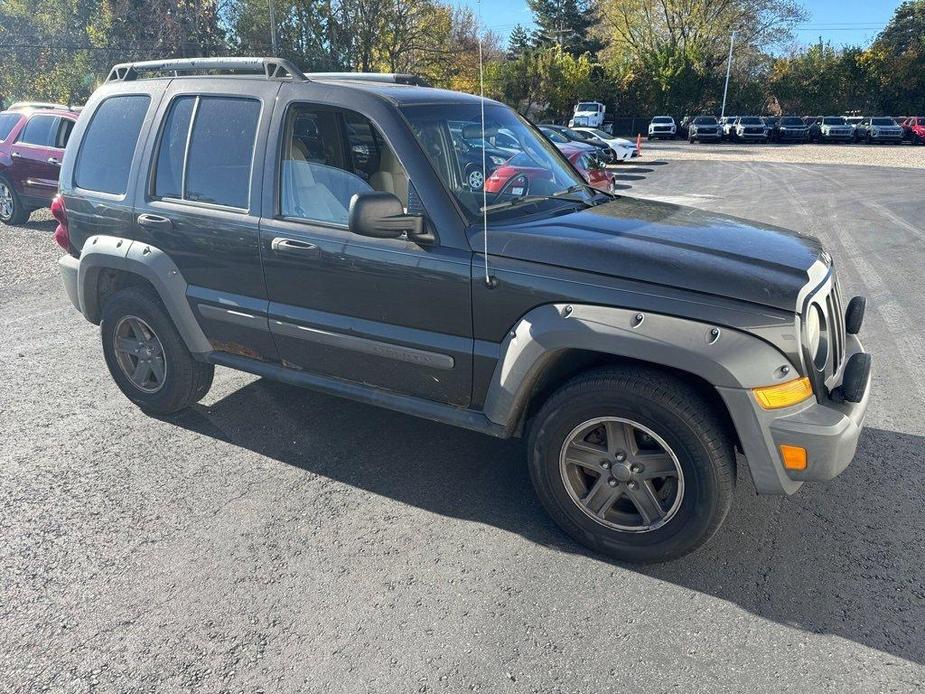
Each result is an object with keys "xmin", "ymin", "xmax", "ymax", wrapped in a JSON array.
[{"xmin": 477, "ymin": 0, "xmax": 492, "ymax": 287}]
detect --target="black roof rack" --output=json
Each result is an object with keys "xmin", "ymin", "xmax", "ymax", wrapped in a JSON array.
[
  {"xmin": 106, "ymin": 57, "xmax": 306, "ymax": 82},
  {"xmin": 306, "ymin": 72, "xmax": 432, "ymax": 88}
]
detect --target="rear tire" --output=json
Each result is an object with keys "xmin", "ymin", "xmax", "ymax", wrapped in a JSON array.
[
  {"xmin": 101, "ymin": 286, "xmax": 214, "ymax": 415},
  {"xmin": 0, "ymin": 177, "xmax": 29, "ymax": 225},
  {"xmin": 527, "ymin": 366, "xmax": 735, "ymax": 563}
]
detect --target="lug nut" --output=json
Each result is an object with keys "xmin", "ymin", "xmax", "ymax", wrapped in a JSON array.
[
  {"xmin": 630, "ymin": 464, "xmax": 642, "ymax": 473},
  {"xmin": 615, "ymin": 452, "xmax": 626, "ymax": 462},
  {"xmin": 601, "ymin": 461, "xmax": 610, "ymax": 469},
  {"xmin": 627, "ymin": 481, "xmax": 639, "ymax": 490},
  {"xmin": 607, "ymin": 479, "xmax": 618, "ymax": 487}
]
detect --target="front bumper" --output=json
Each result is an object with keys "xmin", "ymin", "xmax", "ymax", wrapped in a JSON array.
[
  {"xmin": 821, "ymin": 131, "xmax": 854, "ymax": 141},
  {"xmin": 692, "ymin": 130, "xmax": 721, "ymax": 139},
  {"xmin": 718, "ymin": 333, "xmax": 871, "ymax": 495},
  {"xmin": 59, "ymin": 254, "xmax": 81, "ymax": 312}
]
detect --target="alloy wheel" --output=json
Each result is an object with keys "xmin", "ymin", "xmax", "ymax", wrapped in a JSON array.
[
  {"xmin": 559, "ymin": 416, "xmax": 685, "ymax": 533},
  {"xmin": 0, "ymin": 182, "xmax": 13, "ymax": 221},
  {"xmin": 468, "ymin": 169, "xmax": 484, "ymax": 191},
  {"xmin": 113, "ymin": 315, "xmax": 167, "ymax": 393}
]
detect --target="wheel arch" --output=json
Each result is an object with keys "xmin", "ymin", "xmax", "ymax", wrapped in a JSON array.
[
  {"xmin": 77, "ymin": 235, "xmax": 212, "ymax": 355},
  {"xmin": 483, "ymin": 303, "xmax": 795, "ymax": 443}
]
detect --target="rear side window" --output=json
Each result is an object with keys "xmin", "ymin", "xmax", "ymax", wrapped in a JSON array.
[
  {"xmin": 154, "ymin": 96, "xmax": 260, "ymax": 209},
  {"xmin": 0, "ymin": 113, "xmax": 21, "ymax": 142},
  {"xmin": 75, "ymin": 95, "xmax": 150, "ymax": 195},
  {"xmin": 19, "ymin": 116, "xmax": 59, "ymax": 146}
]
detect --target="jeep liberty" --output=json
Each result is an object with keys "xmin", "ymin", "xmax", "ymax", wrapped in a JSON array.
[{"xmin": 56, "ymin": 58, "xmax": 872, "ymax": 563}]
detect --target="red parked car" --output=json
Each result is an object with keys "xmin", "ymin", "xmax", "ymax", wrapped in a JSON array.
[
  {"xmin": 484, "ymin": 145, "xmax": 616, "ymax": 195},
  {"xmin": 563, "ymin": 146, "xmax": 616, "ymax": 193},
  {"xmin": 0, "ymin": 103, "xmax": 80, "ymax": 225},
  {"xmin": 900, "ymin": 116, "xmax": 925, "ymax": 145},
  {"xmin": 484, "ymin": 151, "xmax": 553, "ymax": 194}
]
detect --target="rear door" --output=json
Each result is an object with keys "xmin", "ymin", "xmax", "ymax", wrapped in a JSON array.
[
  {"xmin": 11, "ymin": 114, "xmax": 61, "ymax": 200},
  {"xmin": 132, "ymin": 80, "xmax": 281, "ymax": 361}
]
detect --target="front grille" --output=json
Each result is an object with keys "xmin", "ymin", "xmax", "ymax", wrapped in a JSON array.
[
  {"xmin": 653, "ymin": 126, "xmax": 671, "ymax": 131},
  {"xmin": 820, "ymin": 276, "xmax": 848, "ymax": 383}
]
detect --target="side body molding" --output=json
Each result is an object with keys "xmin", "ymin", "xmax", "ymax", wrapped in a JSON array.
[
  {"xmin": 76, "ymin": 235, "xmax": 212, "ymax": 355},
  {"xmin": 482, "ymin": 303, "xmax": 796, "ymax": 430}
]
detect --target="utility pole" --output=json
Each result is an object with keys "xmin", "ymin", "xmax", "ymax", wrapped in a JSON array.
[
  {"xmin": 720, "ymin": 30, "xmax": 736, "ymax": 120},
  {"xmin": 268, "ymin": 0, "xmax": 279, "ymax": 57}
]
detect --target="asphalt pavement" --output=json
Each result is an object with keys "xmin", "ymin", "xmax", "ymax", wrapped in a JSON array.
[{"xmin": 2, "ymin": 153, "xmax": 924, "ymax": 693}]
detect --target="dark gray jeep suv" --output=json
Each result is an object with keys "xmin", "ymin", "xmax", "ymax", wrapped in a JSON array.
[{"xmin": 57, "ymin": 58, "xmax": 872, "ymax": 563}]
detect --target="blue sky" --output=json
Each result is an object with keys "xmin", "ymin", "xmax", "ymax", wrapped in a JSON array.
[{"xmin": 453, "ymin": 0, "xmax": 905, "ymax": 48}]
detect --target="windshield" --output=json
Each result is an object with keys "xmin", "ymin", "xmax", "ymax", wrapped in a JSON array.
[
  {"xmin": 576, "ymin": 102, "xmax": 600, "ymax": 112},
  {"xmin": 402, "ymin": 103, "xmax": 590, "ymax": 221},
  {"xmin": 693, "ymin": 117, "xmax": 717, "ymax": 124},
  {"xmin": 652, "ymin": 117, "xmax": 673, "ymax": 123},
  {"xmin": 739, "ymin": 117, "xmax": 762, "ymax": 125},
  {"xmin": 871, "ymin": 117, "xmax": 895, "ymax": 126},
  {"xmin": 823, "ymin": 117, "xmax": 847, "ymax": 125},
  {"xmin": 780, "ymin": 117, "xmax": 803, "ymax": 125},
  {"xmin": 585, "ymin": 128, "xmax": 612, "ymax": 139}
]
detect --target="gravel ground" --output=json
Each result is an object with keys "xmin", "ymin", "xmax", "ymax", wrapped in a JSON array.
[
  {"xmin": 638, "ymin": 138, "xmax": 925, "ymax": 169},
  {"xmin": 2, "ymin": 160, "xmax": 924, "ymax": 693}
]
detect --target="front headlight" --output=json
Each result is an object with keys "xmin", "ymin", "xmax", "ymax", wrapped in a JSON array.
[
  {"xmin": 804, "ymin": 302, "xmax": 827, "ymax": 369},
  {"xmin": 490, "ymin": 155, "xmax": 506, "ymax": 166}
]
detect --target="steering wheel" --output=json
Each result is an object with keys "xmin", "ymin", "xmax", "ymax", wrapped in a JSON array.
[{"xmin": 495, "ymin": 173, "xmax": 530, "ymax": 200}]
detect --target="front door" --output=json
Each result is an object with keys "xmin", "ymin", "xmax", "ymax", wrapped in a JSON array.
[{"xmin": 258, "ymin": 99, "xmax": 473, "ymax": 406}]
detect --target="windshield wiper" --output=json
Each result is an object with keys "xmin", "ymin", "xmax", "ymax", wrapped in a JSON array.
[{"xmin": 481, "ymin": 184, "xmax": 594, "ymax": 214}]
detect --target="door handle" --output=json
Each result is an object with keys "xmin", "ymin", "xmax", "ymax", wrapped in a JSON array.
[
  {"xmin": 271, "ymin": 237, "xmax": 319, "ymax": 256},
  {"xmin": 47, "ymin": 157, "xmax": 60, "ymax": 166},
  {"xmin": 10, "ymin": 152, "xmax": 22, "ymax": 159},
  {"xmin": 137, "ymin": 213, "xmax": 173, "ymax": 232}
]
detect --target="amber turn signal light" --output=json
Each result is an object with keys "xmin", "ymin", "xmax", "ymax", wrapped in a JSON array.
[
  {"xmin": 779, "ymin": 445, "xmax": 808, "ymax": 471},
  {"xmin": 752, "ymin": 377, "xmax": 813, "ymax": 410}
]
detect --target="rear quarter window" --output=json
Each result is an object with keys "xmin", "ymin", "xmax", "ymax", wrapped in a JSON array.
[
  {"xmin": 0, "ymin": 113, "xmax": 22, "ymax": 142},
  {"xmin": 74, "ymin": 95, "xmax": 150, "ymax": 195}
]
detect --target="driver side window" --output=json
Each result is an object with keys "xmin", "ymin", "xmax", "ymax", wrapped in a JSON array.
[{"xmin": 280, "ymin": 105, "xmax": 409, "ymax": 226}]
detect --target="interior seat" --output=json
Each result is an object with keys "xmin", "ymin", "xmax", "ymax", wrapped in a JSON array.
[{"xmin": 370, "ymin": 147, "xmax": 409, "ymax": 207}]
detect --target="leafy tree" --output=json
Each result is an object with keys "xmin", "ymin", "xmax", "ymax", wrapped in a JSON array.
[
  {"xmin": 507, "ymin": 24, "xmax": 531, "ymax": 60},
  {"xmin": 865, "ymin": 0, "xmax": 925, "ymax": 114},
  {"xmin": 528, "ymin": 0, "xmax": 602, "ymax": 57},
  {"xmin": 597, "ymin": 0, "xmax": 805, "ymax": 114}
]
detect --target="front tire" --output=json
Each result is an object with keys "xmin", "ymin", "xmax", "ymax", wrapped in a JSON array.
[
  {"xmin": 101, "ymin": 286, "xmax": 214, "ymax": 415},
  {"xmin": 527, "ymin": 367, "xmax": 735, "ymax": 563},
  {"xmin": 0, "ymin": 177, "xmax": 29, "ymax": 225}
]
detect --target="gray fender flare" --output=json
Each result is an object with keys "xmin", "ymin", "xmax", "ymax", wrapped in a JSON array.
[
  {"xmin": 76, "ymin": 235, "xmax": 212, "ymax": 355},
  {"xmin": 482, "ymin": 302, "xmax": 796, "ymax": 429}
]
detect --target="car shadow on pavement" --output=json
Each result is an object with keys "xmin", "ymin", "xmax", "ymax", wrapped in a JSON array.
[
  {"xmin": 18, "ymin": 218, "xmax": 56, "ymax": 232},
  {"xmin": 168, "ymin": 378, "xmax": 924, "ymax": 665}
]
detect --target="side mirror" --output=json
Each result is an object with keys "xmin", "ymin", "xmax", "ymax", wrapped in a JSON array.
[{"xmin": 348, "ymin": 191, "xmax": 434, "ymax": 244}]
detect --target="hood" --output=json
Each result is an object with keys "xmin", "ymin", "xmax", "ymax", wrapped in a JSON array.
[{"xmin": 477, "ymin": 196, "xmax": 824, "ymax": 311}]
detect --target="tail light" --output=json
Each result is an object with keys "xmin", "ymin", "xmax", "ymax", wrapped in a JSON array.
[{"xmin": 51, "ymin": 195, "xmax": 70, "ymax": 251}]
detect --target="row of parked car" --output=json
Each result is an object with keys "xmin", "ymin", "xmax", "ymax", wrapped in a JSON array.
[{"xmin": 647, "ymin": 114, "xmax": 925, "ymax": 145}]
